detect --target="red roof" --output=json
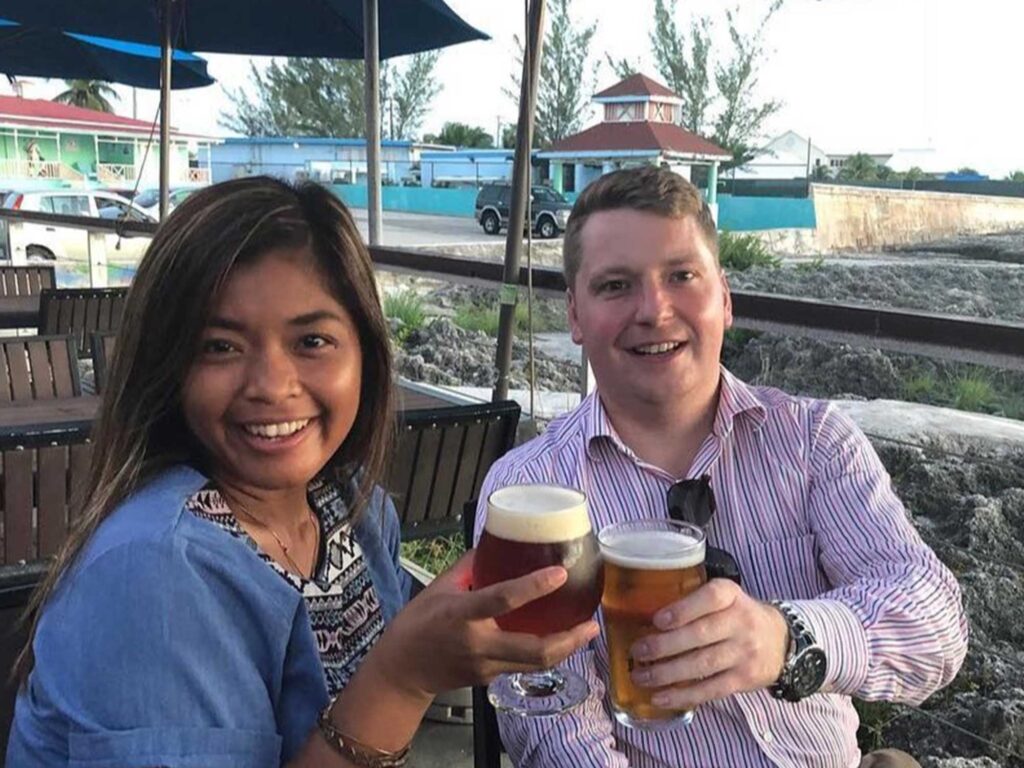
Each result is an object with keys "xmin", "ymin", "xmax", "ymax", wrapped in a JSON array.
[
  {"xmin": 594, "ymin": 74, "xmax": 679, "ymax": 100},
  {"xmin": 548, "ymin": 121, "xmax": 730, "ymax": 158},
  {"xmin": 0, "ymin": 95, "xmax": 208, "ymax": 139}
]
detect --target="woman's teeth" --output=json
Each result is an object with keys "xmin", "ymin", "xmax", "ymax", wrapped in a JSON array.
[{"xmin": 243, "ymin": 419, "xmax": 310, "ymax": 438}]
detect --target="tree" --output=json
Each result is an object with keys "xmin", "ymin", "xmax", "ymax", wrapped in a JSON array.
[
  {"xmin": 648, "ymin": 0, "xmax": 784, "ymax": 163},
  {"xmin": 651, "ymin": 0, "xmax": 713, "ymax": 134},
  {"xmin": 507, "ymin": 0, "xmax": 597, "ymax": 148},
  {"xmin": 711, "ymin": 1, "xmax": 784, "ymax": 160},
  {"xmin": 381, "ymin": 51, "xmax": 441, "ymax": 140},
  {"xmin": 501, "ymin": 123, "xmax": 518, "ymax": 149},
  {"xmin": 605, "ymin": 54, "xmax": 640, "ymax": 80},
  {"xmin": 837, "ymin": 153, "xmax": 879, "ymax": 181},
  {"xmin": 220, "ymin": 54, "xmax": 440, "ymax": 139},
  {"xmin": 955, "ymin": 166, "xmax": 979, "ymax": 176},
  {"xmin": 1006, "ymin": 170, "xmax": 1024, "ymax": 183},
  {"xmin": 904, "ymin": 166, "xmax": 927, "ymax": 182},
  {"xmin": 53, "ymin": 79, "xmax": 118, "ymax": 112},
  {"xmin": 423, "ymin": 122, "xmax": 494, "ymax": 148},
  {"xmin": 810, "ymin": 163, "xmax": 832, "ymax": 181}
]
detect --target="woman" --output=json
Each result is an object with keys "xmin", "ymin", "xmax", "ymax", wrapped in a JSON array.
[{"xmin": 8, "ymin": 177, "xmax": 598, "ymax": 767}]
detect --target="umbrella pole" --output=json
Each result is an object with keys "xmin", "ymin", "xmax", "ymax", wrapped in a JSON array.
[
  {"xmin": 492, "ymin": 0, "xmax": 545, "ymax": 402},
  {"xmin": 363, "ymin": 0, "xmax": 382, "ymax": 245},
  {"xmin": 159, "ymin": 0, "xmax": 173, "ymax": 220}
]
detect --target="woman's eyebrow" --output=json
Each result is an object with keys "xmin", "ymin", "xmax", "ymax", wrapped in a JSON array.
[{"xmin": 288, "ymin": 309, "xmax": 347, "ymax": 326}]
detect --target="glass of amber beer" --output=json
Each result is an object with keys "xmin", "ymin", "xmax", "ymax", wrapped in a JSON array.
[
  {"xmin": 599, "ymin": 519, "xmax": 707, "ymax": 730},
  {"xmin": 473, "ymin": 484, "xmax": 604, "ymax": 716}
]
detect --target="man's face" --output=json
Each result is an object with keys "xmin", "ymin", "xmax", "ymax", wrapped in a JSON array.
[{"xmin": 568, "ymin": 208, "xmax": 732, "ymax": 412}]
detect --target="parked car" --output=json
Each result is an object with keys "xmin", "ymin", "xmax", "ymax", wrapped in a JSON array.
[
  {"xmin": 1, "ymin": 189, "xmax": 156, "ymax": 263},
  {"xmin": 474, "ymin": 183, "xmax": 572, "ymax": 238},
  {"xmin": 133, "ymin": 186, "xmax": 198, "ymax": 216}
]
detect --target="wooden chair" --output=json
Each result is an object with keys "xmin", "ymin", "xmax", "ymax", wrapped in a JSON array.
[
  {"xmin": 37, "ymin": 287, "xmax": 128, "ymax": 360},
  {"xmin": 0, "ymin": 562, "xmax": 47, "ymax": 758},
  {"xmin": 387, "ymin": 400, "xmax": 520, "ymax": 542},
  {"xmin": 90, "ymin": 330, "xmax": 118, "ymax": 394},
  {"xmin": 0, "ymin": 265, "xmax": 55, "ymax": 297},
  {"xmin": 0, "ymin": 334, "xmax": 81, "ymax": 402},
  {"xmin": 0, "ymin": 426, "xmax": 93, "ymax": 566}
]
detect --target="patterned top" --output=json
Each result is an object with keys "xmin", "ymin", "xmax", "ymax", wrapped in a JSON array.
[
  {"xmin": 476, "ymin": 367, "xmax": 968, "ymax": 768},
  {"xmin": 187, "ymin": 478, "xmax": 385, "ymax": 696}
]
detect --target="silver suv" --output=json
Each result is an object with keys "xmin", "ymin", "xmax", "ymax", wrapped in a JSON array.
[{"xmin": 474, "ymin": 183, "xmax": 572, "ymax": 238}]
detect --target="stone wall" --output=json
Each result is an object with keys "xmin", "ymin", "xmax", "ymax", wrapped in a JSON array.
[{"xmin": 810, "ymin": 184, "xmax": 1024, "ymax": 251}]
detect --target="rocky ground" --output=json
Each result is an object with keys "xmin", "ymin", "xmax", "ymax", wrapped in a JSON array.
[{"xmin": 391, "ymin": 231, "xmax": 1024, "ymax": 766}]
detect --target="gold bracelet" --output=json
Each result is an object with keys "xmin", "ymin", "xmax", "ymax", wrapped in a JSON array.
[{"xmin": 317, "ymin": 706, "xmax": 411, "ymax": 768}]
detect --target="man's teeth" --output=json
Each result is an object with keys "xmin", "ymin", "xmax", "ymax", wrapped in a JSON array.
[
  {"xmin": 243, "ymin": 419, "xmax": 310, "ymax": 438},
  {"xmin": 634, "ymin": 342, "xmax": 682, "ymax": 355}
]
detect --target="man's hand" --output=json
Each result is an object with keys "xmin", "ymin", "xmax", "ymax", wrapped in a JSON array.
[{"xmin": 629, "ymin": 579, "xmax": 790, "ymax": 710}]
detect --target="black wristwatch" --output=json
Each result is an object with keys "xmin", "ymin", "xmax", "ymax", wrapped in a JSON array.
[{"xmin": 768, "ymin": 600, "xmax": 827, "ymax": 703}]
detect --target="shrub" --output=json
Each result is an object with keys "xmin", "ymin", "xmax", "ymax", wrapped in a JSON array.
[
  {"xmin": 383, "ymin": 289, "xmax": 426, "ymax": 342},
  {"xmin": 951, "ymin": 372, "xmax": 996, "ymax": 412},
  {"xmin": 400, "ymin": 534, "xmax": 465, "ymax": 575},
  {"xmin": 718, "ymin": 231, "xmax": 782, "ymax": 271}
]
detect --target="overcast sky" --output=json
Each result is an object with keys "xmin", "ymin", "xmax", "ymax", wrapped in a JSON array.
[{"xmin": 8, "ymin": 0, "xmax": 1023, "ymax": 176}]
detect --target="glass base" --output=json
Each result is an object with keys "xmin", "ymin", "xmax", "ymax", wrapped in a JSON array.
[
  {"xmin": 612, "ymin": 707, "xmax": 694, "ymax": 731},
  {"xmin": 487, "ymin": 668, "xmax": 589, "ymax": 717}
]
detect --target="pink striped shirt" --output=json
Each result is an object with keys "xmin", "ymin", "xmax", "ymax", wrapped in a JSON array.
[{"xmin": 475, "ymin": 368, "xmax": 968, "ymax": 768}]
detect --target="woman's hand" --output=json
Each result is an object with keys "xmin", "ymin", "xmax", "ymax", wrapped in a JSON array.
[{"xmin": 368, "ymin": 550, "xmax": 600, "ymax": 700}]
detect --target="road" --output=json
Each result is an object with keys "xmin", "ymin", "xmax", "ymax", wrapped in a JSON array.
[{"xmin": 348, "ymin": 208, "xmax": 491, "ymax": 247}]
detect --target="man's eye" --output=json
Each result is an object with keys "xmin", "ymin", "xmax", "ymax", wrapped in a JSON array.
[
  {"xmin": 669, "ymin": 270, "xmax": 695, "ymax": 283},
  {"xmin": 597, "ymin": 279, "xmax": 628, "ymax": 294}
]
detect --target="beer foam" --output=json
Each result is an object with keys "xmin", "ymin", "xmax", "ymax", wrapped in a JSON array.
[
  {"xmin": 485, "ymin": 485, "xmax": 592, "ymax": 543},
  {"xmin": 599, "ymin": 530, "xmax": 705, "ymax": 570}
]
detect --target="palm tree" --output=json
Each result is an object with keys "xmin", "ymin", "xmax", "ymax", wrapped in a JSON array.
[
  {"xmin": 53, "ymin": 80, "xmax": 118, "ymax": 112},
  {"xmin": 837, "ymin": 153, "xmax": 880, "ymax": 182}
]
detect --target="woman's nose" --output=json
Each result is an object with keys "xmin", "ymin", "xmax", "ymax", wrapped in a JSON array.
[{"xmin": 243, "ymin": 346, "xmax": 300, "ymax": 401}]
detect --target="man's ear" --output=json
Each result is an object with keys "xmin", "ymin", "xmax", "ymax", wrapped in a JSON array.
[
  {"xmin": 720, "ymin": 269, "xmax": 733, "ymax": 330},
  {"xmin": 567, "ymin": 289, "xmax": 584, "ymax": 345}
]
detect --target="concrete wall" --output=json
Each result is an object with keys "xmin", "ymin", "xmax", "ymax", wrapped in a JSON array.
[{"xmin": 810, "ymin": 183, "xmax": 1024, "ymax": 250}]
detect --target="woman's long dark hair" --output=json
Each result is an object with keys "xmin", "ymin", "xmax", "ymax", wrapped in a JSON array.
[{"xmin": 15, "ymin": 176, "xmax": 394, "ymax": 679}]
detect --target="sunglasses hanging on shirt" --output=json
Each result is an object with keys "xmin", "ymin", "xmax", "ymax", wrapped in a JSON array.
[{"xmin": 667, "ymin": 475, "xmax": 743, "ymax": 587}]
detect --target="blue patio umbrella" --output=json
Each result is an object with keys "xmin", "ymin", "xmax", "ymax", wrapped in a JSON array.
[
  {"xmin": 0, "ymin": 19, "xmax": 214, "ymax": 89},
  {"xmin": 1, "ymin": 0, "xmax": 489, "ymax": 224}
]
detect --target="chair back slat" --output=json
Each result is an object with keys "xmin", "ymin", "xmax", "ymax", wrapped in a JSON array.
[
  {"xmin": 91, "ymin": 331, "xmax": 118, "ymax": 394},
  {"xmin": 0, "ymin": 428, "xmax": 93, "ymax": 566},
  {"xmin": 390, "ymin": 400, "xmax": 520, "ymax": 541},
  {"xmin": 37, "ymin": 288, "xmax": 127, "ymax": 359},
  {"xmin": 0, "ymin": 266, "xmax": 54, "ymax": 297},
  {"xmin": 2, "ymin": 449, "xmax": 34, "ymax": 563},
  {"xmin": 0, "ymin": 335, "xmax": 80, "ymax": 402}
]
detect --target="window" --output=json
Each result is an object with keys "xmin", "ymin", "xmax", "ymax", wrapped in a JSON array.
[
  {"xmin": 96, "ymin": 197, "xmax": 152, "ymax": 222},
  {"xmin": 43, "ymin": 196, "xmax": 89, "ymax": 216}
]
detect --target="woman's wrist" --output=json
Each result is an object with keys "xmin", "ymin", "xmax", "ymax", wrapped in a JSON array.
[{"xmin": 327, "ymin": 642, "xmax": 434, "ymax": 752}]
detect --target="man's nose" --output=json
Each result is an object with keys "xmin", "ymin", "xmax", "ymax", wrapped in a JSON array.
[{"xmin": 635, "ymin": 280, "xmax": 674, "ymax": 324}]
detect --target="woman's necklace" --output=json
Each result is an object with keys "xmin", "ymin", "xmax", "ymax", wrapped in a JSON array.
[{"xmin": 230, "ymin": 498, "xmax": 320, "ymax": 579}]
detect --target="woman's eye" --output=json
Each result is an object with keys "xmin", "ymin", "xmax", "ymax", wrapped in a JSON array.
[
  {"xmin": 200, "ymin": 339, "xmax": 235, "ymax": 355},
  {"xmin": 300, "ymin": 334, "xmax": 331, "ymax": 350}
]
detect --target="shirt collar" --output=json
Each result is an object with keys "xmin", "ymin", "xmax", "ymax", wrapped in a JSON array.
[{"xmin": 583, "ymin": 366, "xmax": 767, "ymax": 461}]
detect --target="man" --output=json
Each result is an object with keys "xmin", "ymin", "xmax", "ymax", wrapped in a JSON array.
[{"xmin": 475, "ymin": 166, "xmax": 968, "ymax": 767}]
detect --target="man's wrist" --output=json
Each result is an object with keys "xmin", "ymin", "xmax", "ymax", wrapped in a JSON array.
[{"xmin": 768, "ymin": 600, "xmax": 828, "ymax": 702}]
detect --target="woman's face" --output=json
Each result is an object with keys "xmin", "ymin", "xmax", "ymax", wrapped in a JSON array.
[{"xmin": 181, "ymin": 245, "xmax": 363, "ymax": 495}]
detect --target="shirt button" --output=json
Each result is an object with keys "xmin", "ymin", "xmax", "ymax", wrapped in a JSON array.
[{"xmin": 762, "ymin": 731, "xmax": 774, "ymax": 743}]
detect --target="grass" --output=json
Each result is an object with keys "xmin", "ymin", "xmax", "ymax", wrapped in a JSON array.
[
  {"xmin": 383, "ymin": 289, "xmax": 427, "ymax": 342},
  {"xmin": 400, "ymin": 534, "xmax": 465, "ymax": 575},
  {"xmin": 952, "ymin": 372, "xmax": 996, "ymax": 412},
  {"xmin": 452, "ymin": 296, "xmax": 562, "ymax": 337},
  {"xmin": 718, "ymin": 231, "xmax": 782, "ymax": 271}
]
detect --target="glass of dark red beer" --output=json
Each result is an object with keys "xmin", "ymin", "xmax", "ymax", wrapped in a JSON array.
[{"xmin": 473, "ymin": 484, "xmax": 604, "ymax": 716}]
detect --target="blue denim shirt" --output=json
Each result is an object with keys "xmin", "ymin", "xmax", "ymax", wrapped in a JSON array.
[{"xmin": 7, "ymin": 465, "xmax": 411, "ymax": 767}]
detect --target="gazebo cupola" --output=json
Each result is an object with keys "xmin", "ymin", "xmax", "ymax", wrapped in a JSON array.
[{"xmin": 592, "ymin": 73, "xmax": 685, "ymax": 126}]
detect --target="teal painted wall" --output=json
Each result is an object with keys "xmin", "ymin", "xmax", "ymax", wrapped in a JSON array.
[
  {"xmin": 331, "ymin": 183, "xmax": 478, "ymax": 217},
  {"xmin": 328, "ymin": 185, "xmax": 816, "ymax": 231},
  {"xmin": 718, "ymin": 194, "xmax": 816, "ymax": 230}
]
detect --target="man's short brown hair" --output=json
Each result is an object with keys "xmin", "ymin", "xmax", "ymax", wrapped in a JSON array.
[{"xmin": 562, "ymin": 165, "xmax": 718, "ymax": 289}]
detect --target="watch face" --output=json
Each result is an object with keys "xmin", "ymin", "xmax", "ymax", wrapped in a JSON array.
[{"xmin": 793, "ymin": 647, "xmax": 828, "ymax": 697}]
